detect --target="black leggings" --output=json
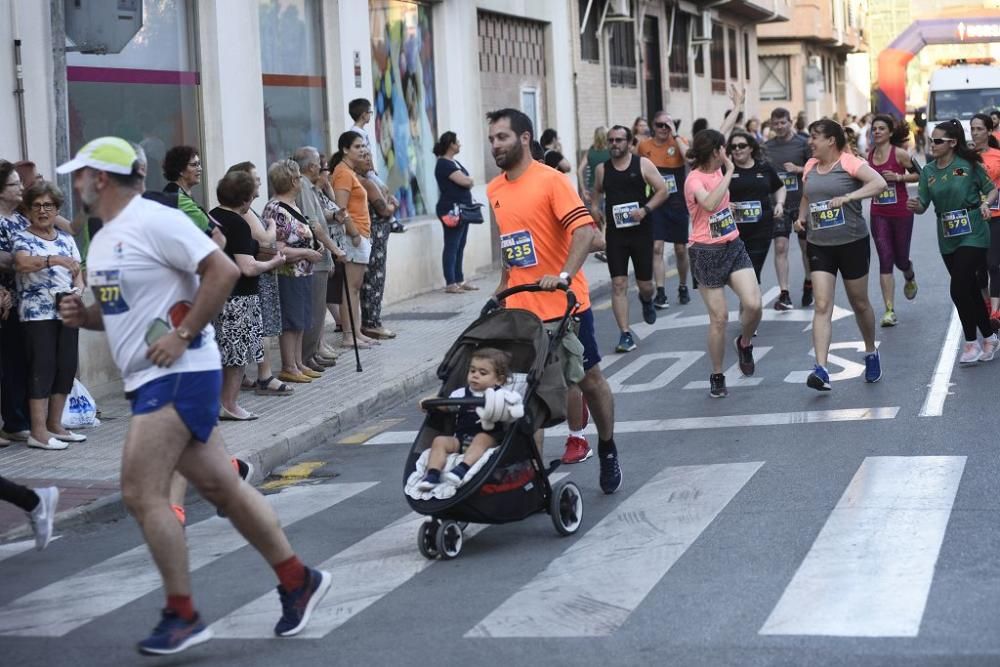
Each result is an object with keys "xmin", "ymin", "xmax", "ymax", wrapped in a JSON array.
[
  {"xmin": 24, "ymin": 320, "xmax": 78, "ymax": 400},
  {"xmin": 943, "ymin": 246, "xmax": 992, "ymax": 341},
  {"xmin": 988, "ymin": 220, "xmax": 1000, "ymax": 298},
  {"xmin": 741, "ymin": 237, "xmax": 772, "ymax": 284},
  {"xmin": 0, "ymin": 475, "xmax": 38, "ymax": 512}
]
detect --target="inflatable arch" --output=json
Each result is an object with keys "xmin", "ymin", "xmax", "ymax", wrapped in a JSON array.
[{"xmin": 877, "ymin": 8, "xmax": 1000, "ymax": 117}]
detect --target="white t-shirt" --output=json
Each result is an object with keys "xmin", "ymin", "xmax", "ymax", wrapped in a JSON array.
[{"xmin": 86, "ymin": 195, "xmax": 222, "ymax": 392}]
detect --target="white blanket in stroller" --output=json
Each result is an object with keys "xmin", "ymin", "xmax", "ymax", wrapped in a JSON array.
[{"xmin": 404, "ymin": 447, "xmax": 500, "ymax": 501}]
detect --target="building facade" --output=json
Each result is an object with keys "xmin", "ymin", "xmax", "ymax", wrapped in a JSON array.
[{"xmin": 756, "ymin": 0, "xmax": 868, "ymax": 122}]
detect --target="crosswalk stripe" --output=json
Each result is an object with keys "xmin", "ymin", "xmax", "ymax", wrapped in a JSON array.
[
  {"xmin": 759, "ymin": 456, "xmax": 965, "ymax": 637},
  {"xmin": 466, "ymin": 462, "xmax": 763, "ymax": 638},
  {"xmin": 0, "ymin": 539, "xmax": 36, "ymax": 564},
  {"xmin": 0, "ymin": 482, "xmax": 375, "ymax": 637},
  {"xmin": 363, "ymin": 407, "xmax": 900, "ymax": 445},
  {"xmin": 212, "ymin": 472, "xmax": 570, "ymax": 639}
]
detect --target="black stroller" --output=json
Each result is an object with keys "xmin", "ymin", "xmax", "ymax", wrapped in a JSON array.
[{"xmin": 403, "ymin": 283, "xmax": 584, "ymax": 559}]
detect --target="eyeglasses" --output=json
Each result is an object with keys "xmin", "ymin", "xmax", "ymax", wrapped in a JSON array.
[
  {"xmin": 930, "ymin": 137, "xmax": 954, "ymax": 145},
  {"xmin": 608, "ymin": 137, "xmax": 629, "ymax": 144},
  {"xmin": 188, "ymin": 160, "xmax": 202, "ymax": 168},
  {"xmin": 654, "ymin": 122, "xmax": 671, "ymax": 129},
  {"xmin": 729, "ymin": 143, "xmax": 749, "ymax": 150},
  {"xmin": 30, "ymin": 202, "xmax": 56, "ymax": 211}
]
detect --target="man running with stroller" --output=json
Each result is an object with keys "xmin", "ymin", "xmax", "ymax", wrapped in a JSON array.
[{"xmin": 486, "ymin": 109, "xmax": 622, "ymax": 494}]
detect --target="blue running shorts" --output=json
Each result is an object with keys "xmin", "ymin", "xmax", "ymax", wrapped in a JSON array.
[{"xmin": 128, "ymin": 370, "xmax": 222, "ymax": 443}]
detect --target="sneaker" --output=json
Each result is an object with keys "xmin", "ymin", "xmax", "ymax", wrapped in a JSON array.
[
  {"xmin": 615, "ymin": 331, "xmax": 637, "ymax": 353},
  {"xmin": 774, "ymin": 290, "xmax": 793, "ymax": 311},
  {"xmin": 594, "ymin": 251, "xmax": 608, "ymax": 263},
  {"xmin": 903, "ymin": 275, "xmax": 918, "ymax": 300},
  {"xmin": 960, "ymin": 341, "xmax": 982, "ymax": 365},
  {"xmin": 640, "ymin": 296, "xmax": 657, "ymax": 325},
  {"xmin": 415, "ymin": 471, "xmax": 441, "ymax": 492},
  {"xmin": 709, "ymin": 373, "xmax": 727, "ymax": 398},
  {"xmin": 864, "ymin": 350, "xmax": 882, "ymax": 383},
  {"xmin": 980, "ymin": 334, "xmax": 999, "ymax": 362},
  {"xmin": 807, "ymin": 364, "xmax": 831, "ymax": 391},
  {"xmin": 802, "ymin": 281, "xmax": 814, "ymax": 307},
  {"xmin": 28, "ymin": 486, "xmax": 59, "ymax": 551},
  {"xmin": 880, "ymin": 309, "xmax": 897, "ymax": 327},
  {"xmin": 598, "ymin": 448, "xmax": 623, "ymax": 494},
  {"xmin": 443, "ymin": 464, "xmax": 469, "ymax": 487},
  {"xmin": 137, "ymin": 610, "xmax": 213, "ymax": 656},
  {"xmin": 653, "ymin": 292, "xmax": 669, "ymax": 309},
  {"xmin": 561, "ymin": 435, "xmax": 594, "ymax": 464},
  {"xmin": 734, "ymin": 335, "xmax": 755, "ymax": 376},
  {"xmin": 274, "ymin": 567, "xmax": 332, "ymax": 637},
  {"xmin": 678, "ymin": 284, "xmax": 691, "ymax": 305}
]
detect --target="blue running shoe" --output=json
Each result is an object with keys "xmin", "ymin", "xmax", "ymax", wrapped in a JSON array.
[
  {"xmin": 806, "ymin": 364, "xmax": 831, "ymax": 391},
  {"xmin": 615, "ymin": 331, "xmax": 637, "ymax": 353},
  {"xmin": 274, "ymin": 567, "xmax": 332, "ymax": 637},
  {"xmin": 640, "ymin": 296, "xmax": 657, "ymax": 325},
  {"xmin": 137, "ymin": 610, "xmax": 212, "ymax": 656},
  {"xmin": 864, "ymin": 350, "xmax": 882, "ymax": 383},
  {"xmin": 599, "ymin": 449, "xmax": 623, "ymax": 494}
]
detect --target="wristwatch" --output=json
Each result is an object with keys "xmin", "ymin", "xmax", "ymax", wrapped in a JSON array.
[
  {"xmin": 558, "ymin": 271, "xmax": 571, "ymax": 284},
  {"xmin": 175, "ymin": 326, "xmax": 194, "ymax": 342},
  {"xmin": 641, "ymin": 205, "xmax": 651, "ymax": 216}
]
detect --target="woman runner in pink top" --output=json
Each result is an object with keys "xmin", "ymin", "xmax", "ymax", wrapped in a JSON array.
[
  {"xmin": 867, "ymin": 114, "xmax": 919, "ymax": 327},
  {"xmin": 684, "ymin": 129, "xmax": 763, "ymax": 398}
]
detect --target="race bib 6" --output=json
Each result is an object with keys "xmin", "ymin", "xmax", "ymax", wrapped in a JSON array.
[{"xmin": 611, "ymin": 202, "xmax": 641, "ymax": 229}]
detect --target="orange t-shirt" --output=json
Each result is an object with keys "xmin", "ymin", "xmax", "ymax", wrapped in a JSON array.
[
  {"xmin": 331, "ymin": 163, "xmax": 371, "ymax": 238},
  {"xmin": 982, "ymin": 148, "xmax": 1000, "ymax": 218},
  {"xmin": 486, "ymin": 161, "xmax": 593, "ymax": 321},
  {"xmin": 637, "ymin": 136, "xmax": 687, "ymax": 169}
]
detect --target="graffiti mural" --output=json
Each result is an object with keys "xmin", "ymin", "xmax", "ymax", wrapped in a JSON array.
[{"xmin": 370, "ymin": 1, "xmax": 438, "ymax": 220}]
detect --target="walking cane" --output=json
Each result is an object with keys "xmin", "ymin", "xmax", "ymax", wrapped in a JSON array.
[{"xmin": 342, "ymin": 267, "xmax": 363, "ymax": 372}]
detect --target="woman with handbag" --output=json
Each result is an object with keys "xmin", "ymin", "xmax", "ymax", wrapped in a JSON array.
[{"xmin": 433, "ymin": 131, "xmax": 479, "ymax": 294}]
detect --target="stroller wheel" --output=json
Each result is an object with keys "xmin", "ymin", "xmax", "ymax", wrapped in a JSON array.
[
  {"xmin": 550, "ymin": 481, "xmax": 584, "ymax": 536},
  {"xmin": 417, "ymin": 521, "xmax": 440, "ymax": 560},
  {"xmin": 435, "ymin": 520, "xmax": 464, "ymax": 559}
]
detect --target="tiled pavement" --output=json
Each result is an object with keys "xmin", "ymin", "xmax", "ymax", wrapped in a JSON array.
[{"xmin": 0, "ymin": 258, "xmax": 613, "ymax": 539}]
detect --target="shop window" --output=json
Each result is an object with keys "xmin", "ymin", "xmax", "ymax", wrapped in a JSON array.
[
  {"xmin": 371, "ymin": 1, "xmax": 438, "ymax": 220},
  {"xmin": 710, "ymin": 22, "xmax": 725, "ymax": 92},
  {"xmin": 579, "ymin": 0, "xmax": 601, "ymax": 63},
  {"xmin": 669, "ymin": 13, "xmax": 690, "ymax": 91},
  {"xmin": 259, "ymin": 0, "xmax": 328, "ymax": 171},
  {"xmin": 67, "ymin": 0, "xmax": 202, "ymax": 197},
  {"xmin": 727, "ymin": 27, "xmax": 738, "ymax": 80}
]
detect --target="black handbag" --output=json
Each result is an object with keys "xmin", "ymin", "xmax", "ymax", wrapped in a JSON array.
[{"xmin": 458, "ymin": 202, "xmax": 484, "ymax": 224}]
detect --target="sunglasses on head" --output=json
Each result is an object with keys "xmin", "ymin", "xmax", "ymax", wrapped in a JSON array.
[
  {"xmin": 729, "ymin": 143, "xmax": 749, "ymax": 150},
  {"xmin": 930, "ymin": 137, "xmax": 954, "ymax": 145},
  {"xmin": 654, "ymin": 122, "xmax": 671, "ymax": 129}
]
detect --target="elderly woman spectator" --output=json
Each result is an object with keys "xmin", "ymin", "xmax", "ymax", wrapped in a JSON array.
[
  {"xmin": 0, "ymin": 160, "xmax": 31, "ymax": 443},
  {"xmin": 330, "ymin": 131, "xmax": 377, "ymax": 349},
  {"xmin": 162, "ymin": 145, "xmax": 224, "ymax": 248},
  {"xmin": 433, "ymin": 131, "xmax": 476, "ymax": 294},
  {"xmin": 356, "ymin": 147, "xmax": 397, "ymax": 339},
  {"xmin": 263, "ymin": 160, "xmax": 324, "ymax": 383},
  {"xmin": 12, "ymin": 181, "xmax": 84, "ymax": 450},
  {"xmin": 209, "ymin": 172, "xmax": 286, "ymax": 419}
]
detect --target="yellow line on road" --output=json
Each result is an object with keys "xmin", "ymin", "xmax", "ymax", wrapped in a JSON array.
[
  {"xmin": 261, "ymin": 461, "xmax": 326, "ymax": 490},
  {"xmin": 337, "ymin": 417, "xmax": 406, "ymax": 445},
  {"xmin": 592, "ymin": 268, "xmax": 678, "ymax": 311}
]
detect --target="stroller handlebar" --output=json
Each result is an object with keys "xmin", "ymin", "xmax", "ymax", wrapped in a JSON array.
[
  {"xmin": 480, "ymin": 282, "xmax": 578, "ymax": 319},
  {"xmin": 421, "ymin": 397, "xmax": 487, "ymax": 412}
]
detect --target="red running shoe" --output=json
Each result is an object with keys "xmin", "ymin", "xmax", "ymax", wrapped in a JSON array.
[{"xmin": 560, "ymin": 435, "xmax": 593, "ymax": 464}]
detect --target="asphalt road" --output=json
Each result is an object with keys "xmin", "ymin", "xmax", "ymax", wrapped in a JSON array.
[{"xmin": 4, "ymin": 206, "xmax": 1000, "ymax": 666}]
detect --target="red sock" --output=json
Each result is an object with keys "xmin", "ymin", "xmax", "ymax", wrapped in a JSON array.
[
  {"xmin": 274, "ymin": 555, "xmax": 307, "ymax": 591},
  {"xmin": 166, "ymin": 594, "xmax": 196, "ymax": 622}
]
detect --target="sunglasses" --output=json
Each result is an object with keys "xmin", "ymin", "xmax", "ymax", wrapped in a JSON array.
[
  {"xmin": 930, "ymin": 137, "xmax": 954, "ymax": 145},
  {"xmin": 729, "ymin": 143, "xmax": 749, "ymax": 150},
  {"xmin": 654, "ymin": 122, "xmax": 671, "ymax": 129},
  {"xmin": 608, "ymin": 137, "xmax": 629, "ymax": 144}
]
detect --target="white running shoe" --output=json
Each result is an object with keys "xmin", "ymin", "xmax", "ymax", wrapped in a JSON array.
[
  {"xmin": 980, "ymin": 335, "xmax": 999, "ymax": 362},
  {"xmin": 960, "ymin": 341, "xmax": 983, "ymax": 365},
  {"xmin": 28, "ymin": 486, "xmax": 59, "ymax": 550}
]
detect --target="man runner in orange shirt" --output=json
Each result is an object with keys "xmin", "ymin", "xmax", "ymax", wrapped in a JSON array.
[{"xmin": 485, "ymin": 108, "xmax": 621, "ymax": 494}]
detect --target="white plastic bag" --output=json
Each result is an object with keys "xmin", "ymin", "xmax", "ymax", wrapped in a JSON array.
[{"xmin": 62, "ymin": 379, "xmax": 101, "ymax": 429}]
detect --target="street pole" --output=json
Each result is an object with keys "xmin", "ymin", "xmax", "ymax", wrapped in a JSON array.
[{"xmin": 50, "ymin": 0, "xmax": 71, "ymax": 214}]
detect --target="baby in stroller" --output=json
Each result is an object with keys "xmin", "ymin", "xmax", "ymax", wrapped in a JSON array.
[{"xmin": 416, "ymin": 348, "xmax": 520, "ymax": 491}]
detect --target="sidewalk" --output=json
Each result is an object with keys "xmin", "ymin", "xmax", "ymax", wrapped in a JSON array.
[{"xmin": 0, "ymin": 258, "xmax": 614, "ymax": 540}]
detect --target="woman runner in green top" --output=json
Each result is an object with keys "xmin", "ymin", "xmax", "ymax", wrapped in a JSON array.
[{"xmin": 907, "ymin": 119, "xmax": 999, "ymax": 364}]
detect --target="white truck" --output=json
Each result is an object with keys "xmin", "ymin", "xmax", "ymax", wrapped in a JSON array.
[{"xmin": 927, "ymin": 64, "xmax": 1000, "ymax": 144}]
